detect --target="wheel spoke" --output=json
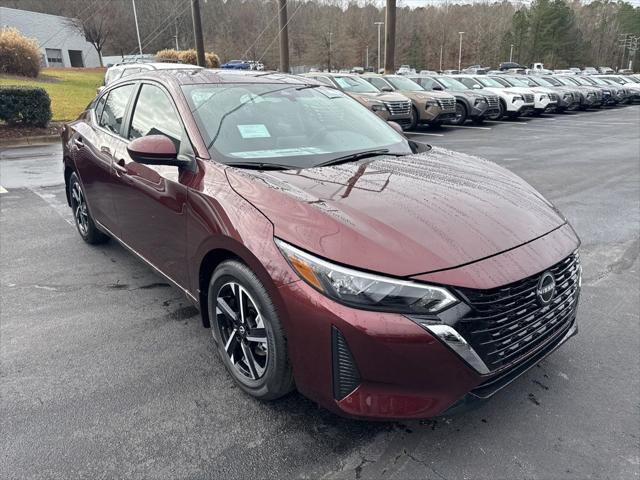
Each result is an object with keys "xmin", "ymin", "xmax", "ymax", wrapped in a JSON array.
[
  {"xmin": 241, "ymin": 341, "xmax": 259, "ymax": 380},
  {"xmin": 224, "ymin": 329, "xmax": 239, "ymax": 353},
  {"xmin": 217, "ymin": 297, "xmax": 238, "ymax": 324},
  {"xmin": 246, "ymin": 328, "xmax": 266, "ymax": 343},
  {"xmin": 238, "ymin": 287, "xmax": 246, "ymax": 324}
]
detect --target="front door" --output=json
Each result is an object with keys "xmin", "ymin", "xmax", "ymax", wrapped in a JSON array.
[{"xmin": 110, "ymin": 82, "xmax": 192, "ymax": 289}]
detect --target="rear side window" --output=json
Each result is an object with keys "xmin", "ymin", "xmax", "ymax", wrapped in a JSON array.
[
  {"xmin": 128, "ymin": 84, "xmax": 183, "ymax": 149},
  {"xmin": 99, "ymin": 84, "xmax": 135, "ymax": 135}
]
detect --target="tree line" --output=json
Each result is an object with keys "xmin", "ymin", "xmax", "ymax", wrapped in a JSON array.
[{"xmin": 3, "ymin": 0, "xmax": 639, "ymax": 70}]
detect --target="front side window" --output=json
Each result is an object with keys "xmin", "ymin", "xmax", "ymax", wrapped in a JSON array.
[
  {"xmin": 413, "ymin": 77, "xmax": 438, "ymax": 89},
  {"xmin": 458, "ymin": 77, "xmax": 483, "ymax": 89},
  {"xmin": 182, "ymin": 83, "xmax": 410, "ymax": 169},
  {"xmin": 490, "ymin": 76, "xmax": 513, "ymax": 87},
  {"xmin": 99, "ymin": 84, "xmax": 135, "ymax": 135},
  {"xmin": 128, "ymin": 84, "xmax": 183, "ymax": 149}
]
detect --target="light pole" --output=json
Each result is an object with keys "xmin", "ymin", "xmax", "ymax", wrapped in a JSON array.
[
  {"xmin": 374, "ymin": 21, "xmax": 384, "ymax": 73},
  {"xmin": 132, "ymin": 0, "xmax": 143, "ymax": 56},
  {"xmin": 365, "ymin": 45, "xmax": 369, "ymax": 69},
  {"xmin": 457, "ymin": 31, "xmax": 464, "ymax": 72},
  {"xmin": 509, "ymin": 44, "xmax": 514, "ymax": 63},
  {"xmin": 439, "ymin": 44, "xmax": 443, "ymax": 72}
]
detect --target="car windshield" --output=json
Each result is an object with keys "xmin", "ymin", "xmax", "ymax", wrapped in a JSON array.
[
  {"xmin": 434, "ymin": 77, "xmax": 468, "ymax": 90},
  {"xmin": 385, "ymin": 76, "xmax": 424, "ymax": 91},
  {"xmin": 570, "ymin": 77, "xmax": 590, "ymax": 86},
  {"xmin": 182, "ymin": 83, "xmax": 411, "ymax": 169},
  {"xmin": 504, "ymin": 77, "xmax": 530, "ymax": 87},
  {"xmin": 475, "ymin": 77, "xmax": 504, "ymax": 88},
  {"xmin": 602, "ymin": 76, "xmax": 625, "ymax": 85},
  {"xmin": 541, "ymin": 76, "xmax": 562, "ymax": 86},
  {"xmin": 333, "ymin": 76, "xmax": 379, "ymax": 93},
  {"xmin": 516, "ymin": 76, "xmax": 540, "ymax": 87},
  {"xmin": 555, "ymin": 77, "xmax": 577, "ymax": 86},
  {"xmin": 490, "ymin": 76, "xmax": 514, "ymax": 87}
]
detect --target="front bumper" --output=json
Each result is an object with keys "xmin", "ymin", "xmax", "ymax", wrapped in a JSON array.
[
  {"xmin": 278, "ymin": 226, "xmax": 581, "ymax": 420},
  {"xmin": 423, "ymin": 104, "xmax": 456, "ymax": 123}
]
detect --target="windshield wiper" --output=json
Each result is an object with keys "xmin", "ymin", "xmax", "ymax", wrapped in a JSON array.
[
  {"xmin": 313, "ymin": 149, "xmax": 392, "ymax": 168},
  {"xmin": 224, "ymin": 161, "xmax": 294, "ymax": 171}
]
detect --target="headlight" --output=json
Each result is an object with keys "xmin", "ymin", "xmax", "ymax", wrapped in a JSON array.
[
  {"xmin": 474, "ymin": 97, "xmax": 486, "ymax": 105},
  {"xmin": 275, "ymin": 238, "xmax": 458, "ymax": 314},
  {"xmin": 511, "ymin": 95, "xmax": 523, "ymax": 102},
  {"xmin": 371, "ymin": 103, "xmax": 387, "ymax": 112},
  {"xmin": 425, "ymin": 98, "xmax": 438, "ymax": 106},
  {"xmin": 539, "ymin": 94, "xmax": 548, "ymax": 100}
]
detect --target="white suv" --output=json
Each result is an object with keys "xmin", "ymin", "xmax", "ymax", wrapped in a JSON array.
[
  {"xmin": 488, "ymin": 75, "xmax": 553, "ymax": 114},
  {"xmin": 453, "ymin": 75, "xmax": 535, "ymax": 119}
]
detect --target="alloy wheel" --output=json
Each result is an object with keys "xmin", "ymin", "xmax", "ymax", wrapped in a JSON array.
[
  {"xmin": 216, "ymin": 282, "xmax": 268, "ymax": 380},
  {"xmin": 71, "ymin": 182, "xmax": 89, "ymax": 236}
]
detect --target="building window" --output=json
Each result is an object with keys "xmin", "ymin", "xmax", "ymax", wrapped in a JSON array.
[{"xmin": 45, "ymin": 48, "xmax": 63, "ymax": 67}]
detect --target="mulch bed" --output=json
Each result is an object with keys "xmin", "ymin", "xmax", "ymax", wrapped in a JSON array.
[{"xmin": 0, "ymin": 122, "xmax": 63, "ymax": 141}]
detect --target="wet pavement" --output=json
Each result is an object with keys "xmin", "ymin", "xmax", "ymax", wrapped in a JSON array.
[{"xmin": 1, "ymin": 105, "xmax": 639, "ymax": 479}]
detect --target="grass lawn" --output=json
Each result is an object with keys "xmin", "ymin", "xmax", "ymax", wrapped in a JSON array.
[{"xmin": 0, "ymin": 68, "xmax": 105, "ymax": 122}]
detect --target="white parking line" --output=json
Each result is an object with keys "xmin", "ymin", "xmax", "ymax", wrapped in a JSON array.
[
  {"xmin": 0, "ymin": 186, "xmax": 7, "ymax": 194},
  {"xmin": 486, "ymin": 120, "xmax": 530, "ymax": 124},
  {"xmin": 445, "ymin": 125, "xmax": 492, "ymax": 130},
  {"xmin": 405, "ymin": 132, "xmax": 445, "ymax": 137}
]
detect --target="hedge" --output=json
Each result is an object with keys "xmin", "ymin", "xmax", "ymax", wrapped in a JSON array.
[
  {"xmin": 0, "ymin": 87, "xmax": 53, "ymax": 127},
  {"xmin": 155, "ymin": 49, "xmax": 221, "ymax": 68}
]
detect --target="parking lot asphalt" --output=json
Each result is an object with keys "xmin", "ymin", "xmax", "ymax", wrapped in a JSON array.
[{"xmin": 1, "ymin": 105, "xmax": 639, "ymax": 480}]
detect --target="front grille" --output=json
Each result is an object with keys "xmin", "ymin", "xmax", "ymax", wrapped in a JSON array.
[
  {"xmin": 332, "ymin": 326, "xmax": 361, "ymax": 400},
  {"xmin": 485, "ymin": 95, "xmax": 499, "ymax": 108},
  {"xmin": 383, "ymin": 100, "xmax": 411, "ymax": 116},
  {"xmin": 437, "ymin": 98, "xmax": 456, "ymax": 111},
  {"xmin": 454, "ymin": 252, "xmax": 580, "ymax": 372},
  {"xmin": 523, "ymin": 93, "xmax": 534, "ymax": 104}
]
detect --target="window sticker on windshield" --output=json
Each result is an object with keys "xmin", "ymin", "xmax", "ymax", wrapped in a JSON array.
[
  {"xmin": 230, "ymin": 147, "xmax": 329, "ymax": 158},
  {"xmin": 237, "ymin": 124, "xmax": 271, "ymax": 139}
]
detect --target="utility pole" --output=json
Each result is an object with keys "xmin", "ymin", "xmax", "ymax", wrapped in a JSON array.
[
  {"xmin": 328, "ymin": 32, "xmax": 333, "ymax": 72},
  {"xmin": 278, "ymin": 0, "xmax": 290, "ymax": 72},
  {"xmin": 439, "ymin": 45, "xmax": 443, "ymax": 72},
  {"xmin": 191, "ymin": 0, "xmax": 205, "ymax": 66},
  {"xmin": 458, "ymin": 31, "xmax": 464, "ymax": 72},
  {"xmin": 365, "ymin": 45, "xmax": 369, "ymax": 69},
  {"xmin": 374, "ymin": 21, "xmax": 384, "ymax": 73},
  {"xmin": 510, "ymin": 44, "xmax": 514, "ymax": 63},
  {"xmin": 384, "ymin": 0, "xmax": 396, "ymax": 74},
  {"xmin": 174, "ymin": 19, "xmax": 180, "ymax": 50},
  {"xmin": 132, "ymin": 0, "xmax": 143, "ymax": 56}
]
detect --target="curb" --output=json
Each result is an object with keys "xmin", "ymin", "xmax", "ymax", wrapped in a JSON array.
[{"xmin": 0, "ymin": 134, "xmax": 60, "ymax": 148}]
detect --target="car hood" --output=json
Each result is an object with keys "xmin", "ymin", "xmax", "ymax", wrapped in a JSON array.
[
  {"xmin": 399, "ymin": 90, "xmax": 455, "ymax": 102},
  {"xmin": 226, "ymin": 147, "xmax": 566, "ymax": 277},
  {"xmin": 354, "ymin": 92, "xmax": 409, "ymax": 103}
]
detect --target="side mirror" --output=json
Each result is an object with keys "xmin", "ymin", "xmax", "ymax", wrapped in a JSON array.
[
  {"xmin": 127, "ymin": 135, "xmax": 189, "ymax": 167},
  {"xmin": 472, "ymin": 84, "xmax": 482, "ymax": 89},
  {"xmin": 381, "ymin": 86, "xmax": 393, "ymax": 92},
  {"xmin": 432, "ymin": 85, "xmax": 443, "ymax": 91},
  {"xmin": 387, "ymin": 121, "xmax": 405, "ymax": 135}
]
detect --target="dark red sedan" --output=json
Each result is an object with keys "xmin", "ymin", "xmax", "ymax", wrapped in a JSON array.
[{"xmin": 62, "ymin": 69, "xmax": 581, "ymax": 419}]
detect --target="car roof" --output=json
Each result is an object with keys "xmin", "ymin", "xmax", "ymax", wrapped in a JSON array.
[{"xmin": 112, "ymin": 69, "xmax": 318, "ymax": 87}]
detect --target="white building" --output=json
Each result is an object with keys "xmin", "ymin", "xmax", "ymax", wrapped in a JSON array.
[{"xmin": 0, "ymin": 7, "xmax": 101, "ymax": 68}]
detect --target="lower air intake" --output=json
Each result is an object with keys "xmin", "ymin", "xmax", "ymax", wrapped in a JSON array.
[{"xmin": 332, "ymin": 326, "xmax": 361, "ymax": 400}]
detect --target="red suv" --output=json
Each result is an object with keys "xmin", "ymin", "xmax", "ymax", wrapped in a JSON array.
[{"xmin": 62, "ymin": 70, "xmax": 581, "ymax": 419}]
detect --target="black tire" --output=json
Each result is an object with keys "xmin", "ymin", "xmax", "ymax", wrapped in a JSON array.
[
  {"xmin": 451, "ymin": 101, "xmax": 467, "ymax": 125},
  {"xmin": 429, "ymin": 120, "xmax": 443, "ymax": 128},
  {"xmin": 208, "ymin": 260, "xmax": 294, "ymax": 400},
  {"xmin": 471, "ymin": 117, "xmax": 485, "ymax": 125},
  {"xmin": 494, "ymin": 99, "xmax": 507, "ymax": 120},
  {"xmin": 68, "ymin": 172, "xmax": 109, "ymax": 244},
  {"xmin": 408, "ymin": 105, "xmax": 419, "ymax": 130}
]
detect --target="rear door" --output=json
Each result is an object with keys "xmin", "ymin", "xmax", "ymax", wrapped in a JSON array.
[
  {"xmin": 72, "ymin": 83, "xmax": 136, "ymax": 235},
  {"xmin": 110, "ymin": 82, "xmax": 193, "ymax": 288}
]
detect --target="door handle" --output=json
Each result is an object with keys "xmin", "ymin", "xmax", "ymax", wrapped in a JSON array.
[{"xmin": 113, "ymin": 159, "xmax": 127, "ymax": 175}]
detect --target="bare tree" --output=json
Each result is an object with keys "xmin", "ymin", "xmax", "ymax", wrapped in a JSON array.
[{"xmin": 66, "ymin": 2, "xmax": 113, "ymax": 67}]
